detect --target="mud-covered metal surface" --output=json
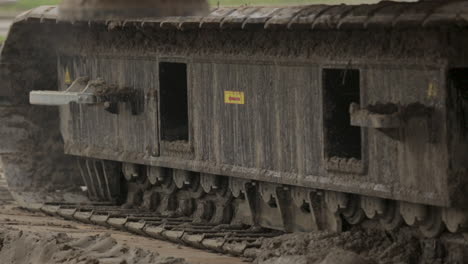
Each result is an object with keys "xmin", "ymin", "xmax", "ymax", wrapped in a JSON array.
[
  {"xmin": 0, "ymin": 1, "xmax": 467, "ymax": 247},
  {"xmin": 13, "ymin": 1, "xmax": 468, "ymax": 30},
  {"xmin": 1, "ymin": 1, "xmax": 467, "ymax": 208}
]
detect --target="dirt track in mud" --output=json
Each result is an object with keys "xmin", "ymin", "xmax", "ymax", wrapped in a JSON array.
[
  {"xmin": 0, "ymin": 203, "xmax": 456, "ymax": 264},
  {"xmin": 0, "ymin": 205, "xmax": 248, "ymax": 264},
  {"xmin": 0, "ymin": 181, "xmax": 246, "ymax": 264}
]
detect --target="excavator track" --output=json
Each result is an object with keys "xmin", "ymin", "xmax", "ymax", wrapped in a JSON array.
[
  {"xmin": 19, "ymin": 201, "xmax": 468, "ymax": 263},
  {"xmin": 25, "ymin": 202, "xmax": 283, "ymax": 259},
  {"xmin": 0, "ymin": 2, "xmax": 467, "ymax": 262}
]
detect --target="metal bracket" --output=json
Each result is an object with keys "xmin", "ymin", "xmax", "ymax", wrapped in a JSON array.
[
  {"xmin": 30, "ymin": 77, "xmax": 98, "ymax": 106},
  {"xmin": 350, "ymin": 102, "xmax": 435, "ymax": 142},
  {"xmin": 29, "ymin": 77, "xmax": 143, "ymax": 115},
  {"xmin": 350, "ymin": 103, "xmax": 401, "ymax": 129}
]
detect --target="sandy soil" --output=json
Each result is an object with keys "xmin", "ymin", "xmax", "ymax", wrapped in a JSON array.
[
  {"xmin": 0, "ymin": 203, "xmax": 247, "ymax": 264},
  {"xmin": 0, "ymin": 229, "xmax": 187, "ymax": 264},
  {"xmin": 247, "ymin": 223, "xmax": 461, "ymax": 264}
]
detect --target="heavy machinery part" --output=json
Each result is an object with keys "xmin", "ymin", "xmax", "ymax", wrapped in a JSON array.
[
  {"xmin": 78, "ymin": 159, "xmax": 121, "ymax": 202},
  {"xmin": 379, "ymin": 201, "xmax": 404, "ymax": 231},
  {"xmin": 30, "ymin": 77, "xmax": 96, "ymax": 105},
  {"xmin": 400, "ymin": 202, "xmax": 428, "ymax": 227},
  {"xmin": 29, "ymin": 77, "xmax": 139, "ymax": 115},
  {"xmin": 147, "ymin": 166, "xmax": 165, "ymax": 185},
  {"xmin": 1, "ymin": 0, "xmax": 468, "ymax": 245},
  {"xmin": 442, "ymin": 208, "xmax": 468, "ymax": 233},
  {"xmin": 122, "ymin": 163, "xmax": 140, "ymax": 182},
  {"xmin": 419, "ymin": 207, "xmax": 445, "ymax": 238},
  {"xmin": 22, "ymin": 201, "xmax": 468, "ymax": 263},
  {"xmin": 58, "ymin": 0, "xmax": 209, "ymax": 20},
  {"xmin": 361, "ymin": 196, "xmax": 386, "ymax": 220},
  {"xmin": 6, "ymin": 1, "xmax": 466, "ymax": 207},
  {"xmin": 341, "ymin": 197, "xmax": 366, "ymax": 226},
  {"xmin": 173, "ymin": 169, "xmax": 193, "ymax": 189},
  {"xmin": 30, "ymin": 202, "xmax": 282, "ymax": 258},
  {"xmin": 229, "ymin": 178, "xmax": 250, "ymax": 198},
  {"xmin": 200, "ymin": 173, "xmax": 219, "ymax": 193}
]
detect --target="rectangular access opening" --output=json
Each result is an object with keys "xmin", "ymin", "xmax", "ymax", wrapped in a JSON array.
[
  {"xmin": 159, "ymin": 62, "xmax": 189, "ymax": 142},
  {"xmin": 449, "ymin": 68, "xmax": 468, "ymax": 130},
  {"xmin": 323, "ymin": 69, "xmax": 362, "ymax": 160}
]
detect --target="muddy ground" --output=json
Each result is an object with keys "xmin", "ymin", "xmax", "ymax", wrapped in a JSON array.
[
  {"xmin": 0, "ymin": 204, "xmax": 461, "ymax": 264},
  {"xmin": 0, "ymin": 229, "xmax": 188, "ymax": 264},
  {"xmin": 0, "ymin": 205, "xmax": 247, "ymax": 264},
  {"xmin": 249, "ymin": 226, "xmax": 437, "ymax": 264},
  {"xmin": 0, "ymin": 176, "xmax": 465, "ymax": 264},
  {"xmin": 0, "ymin": 184, "xmax": 246, "ymax": 264}
]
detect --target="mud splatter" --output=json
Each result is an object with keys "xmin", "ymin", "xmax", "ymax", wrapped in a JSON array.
[{"xmin": 249, "ymin": 226, "xmax": 452, "ymax": 264}]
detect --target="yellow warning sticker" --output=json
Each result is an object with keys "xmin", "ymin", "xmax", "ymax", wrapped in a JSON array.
[
  {"xmin": 64, "ymin": 68, "xmax": 72, "ymax": 85},
  {"xmin": 427, "ymin": 82, "xmax": 438, "ymax": 98},
  {"xmin": 224, "ymin": 91, "xmax": 245, "ymax": 105}
]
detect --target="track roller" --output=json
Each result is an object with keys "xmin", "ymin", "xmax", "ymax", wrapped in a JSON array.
[
  {"xmin": 229, "ymin": 177, "xmax": 251, "ymax": 198},
  {"xmin": 147, "ymin": 166, "xmax": 165, "ymax": 185},
  {"xmin": 443, "ymin": 208, "xmax": 468, "ymax": 233},
  {"xmin": 379, "ymin": 200, "xmax": 403, "ymax": 231},
  {"xmin": 361, "ymin": 196, "xmax": 385, "ymax": 219},
  {"xmin": 400, "ymin": 202, "xmax": 427, "ymax": 227},
  {"xmin": 123, "ymin": 163, "xmax": 140, "ymax": 182},
  {"xmin": 325, "ymin": 192, "xmax": 365, "ymax": 226},
  {"xmin": 419, "ymin": 207, "xmax": 444, "ymax": 238},
  {"xmin": 341, "ymin": 196, "xmax": 366, "ymax": 225},
  {"xmin": 200, "ymin": 173, "xmax": 219, "ymax": 193},
  {"xmin": 173, "ymin": 169, "xmax": 192, "ymax": 189}
]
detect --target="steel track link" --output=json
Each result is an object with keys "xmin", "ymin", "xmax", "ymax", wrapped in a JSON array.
[{"xmin": 24, "ymin": 203, "xmax": 283, "ymax": 258}]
